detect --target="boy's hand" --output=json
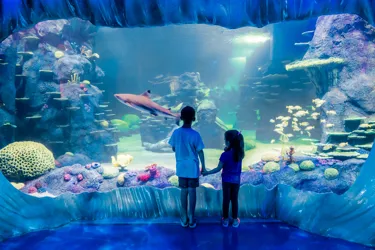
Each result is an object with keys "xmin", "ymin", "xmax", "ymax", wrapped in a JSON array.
[{"xmin": 201, "ymin": 170, "xmax": 208, "ymax": 176}]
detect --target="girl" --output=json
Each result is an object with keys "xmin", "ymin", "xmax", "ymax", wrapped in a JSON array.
[{"xmin": 202, "ymin": 130, "xmax": 244, "ymax": 228}]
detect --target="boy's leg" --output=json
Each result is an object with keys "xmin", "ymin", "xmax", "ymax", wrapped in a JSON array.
[
  {"xmin": 179, "ymin": 178, "xmax": 189, "ymax": 223},
  {"xmin": 230, "ymin": 183, "xmax": 240, "ymax": 219},
  {"xmin": 187, "ymin": 187, "xmax": 196, "ymax": 222},
  {"xmin": 222, "ymin": 182, "xmax": 230, "ymax": 219}
]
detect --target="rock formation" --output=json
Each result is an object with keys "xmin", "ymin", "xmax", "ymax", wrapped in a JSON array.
[{"xmin": 0, "ymin": 18, "xmax": 117, "ymax": 161}]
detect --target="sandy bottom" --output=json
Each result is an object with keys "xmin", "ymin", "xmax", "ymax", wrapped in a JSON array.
[{"xmin": 117, "ymin": 135, "xmax": 316, "ymax": 171}]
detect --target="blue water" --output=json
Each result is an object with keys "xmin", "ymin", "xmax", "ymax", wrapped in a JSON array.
[{"xmin": 0, "ymin": 222, "xmax": 371, "ymax": 250}]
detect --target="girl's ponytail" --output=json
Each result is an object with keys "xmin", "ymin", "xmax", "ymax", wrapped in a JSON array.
[{"xmin": 225, "ymin": 130, "xmax": 245, "ymax": 162}]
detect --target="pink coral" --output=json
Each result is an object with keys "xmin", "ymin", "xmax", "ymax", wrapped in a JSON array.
[
  {"xmin": 77, "ymin": 174, "xmax": 84, "ymax": 181},
  {"xmin": 85, "ymin": 164, "xmax": 91, "ymax": 170},
  {"xmin": 146, "ymin": 163, "xmax": 160, "ymax": 178},
  {"xmin": 64, "ymin": 174, "xmax": 71, "ymax": 181},
  {"xmin": 35, "ymin": 182, "xmax": 42, "ymax": 189},
  {"xmin": 137, "ymin": 173, "xmax": 151, "ymax": 182},
  {"xmin": 79, "ymin": 83, "xmax": 85, "ymax": 89},
  {"xmin": 28, "ymin": 186, "xmax": 37, "ymax": 194}
]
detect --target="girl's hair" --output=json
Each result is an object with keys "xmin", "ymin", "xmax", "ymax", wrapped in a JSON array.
[{"xmin": 225, "ymin": 130, "xmax": 245, "ymax": 162}]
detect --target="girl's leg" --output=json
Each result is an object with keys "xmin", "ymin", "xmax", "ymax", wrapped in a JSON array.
[
  {"xmin": 230, "ymin": 183, "xmax": 240, "ymax": 219},
  {"xmin": 222, "ymin": 182, "xmax": 231, "ymax": 219}
]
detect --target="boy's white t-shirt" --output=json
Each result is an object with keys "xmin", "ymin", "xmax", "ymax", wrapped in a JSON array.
[{"xmin": 168, "ymin": 127, "xmax": 205, "ymax": 178}]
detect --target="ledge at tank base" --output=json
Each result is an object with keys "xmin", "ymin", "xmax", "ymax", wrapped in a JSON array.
[{"xmin": 1, "ymin": 0, "xmax": 375, "ymax": 42}]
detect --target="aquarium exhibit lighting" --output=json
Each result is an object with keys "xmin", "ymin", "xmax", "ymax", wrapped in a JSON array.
[{"xmin": 232, "ymin": 33, "xmax": 271, "ymax": 44}]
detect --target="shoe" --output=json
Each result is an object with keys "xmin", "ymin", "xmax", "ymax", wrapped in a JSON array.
[
  {"xmin": 232, "ymin": 218, "xmax": 240, "ymax": 228},
  {"xmin": 189, "ymin": 218, "xmax": 197, "ymax": 229},
  {"xmin": 222, "ymin": 217, "xmax": 229, "ymax": 227},
  {"xmin": 180, "ymin": 218, "xmax": 189, "ymax": 228}
]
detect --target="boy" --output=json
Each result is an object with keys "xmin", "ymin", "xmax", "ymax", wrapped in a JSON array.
[{"xmin": 168, "ymin": 106, "xmax": 206, "ymax": 228}]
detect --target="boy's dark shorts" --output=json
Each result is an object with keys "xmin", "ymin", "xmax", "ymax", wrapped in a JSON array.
[{"xmin": 178, "ymin": 177, "xmax": 199, "ymax": 188}]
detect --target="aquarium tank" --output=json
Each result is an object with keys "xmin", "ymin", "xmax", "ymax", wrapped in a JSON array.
[{"xmin": 0, "ymin": 0, "xmax": 374, "ymax": 249}]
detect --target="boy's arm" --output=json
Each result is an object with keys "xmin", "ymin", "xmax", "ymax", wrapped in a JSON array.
[
  {"xmin": 203, "ymin": 161, "xmax": 224, "ymax": 175},
  {"xmin": 198, "ymin": 150, "xmax": 206, "ymax": 172}
]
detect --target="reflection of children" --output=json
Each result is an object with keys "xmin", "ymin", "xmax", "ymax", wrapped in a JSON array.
[
  {"xmin": 202, "ymin": 130, "xmax": 244, "ymax": 228},
  {"xmin": 168, "ymin": 106, "xmax": 206, "ymax": 228}
]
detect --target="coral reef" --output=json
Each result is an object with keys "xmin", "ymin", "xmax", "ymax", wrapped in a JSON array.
[
  {"xmin": 263, "ymin": 162, "xmax": 280, "ymax": 173},
  {"xmin": 0, "ymin": 141, "xmax": 55, "ymax": 181},
  {"xmin": 0, "ymin": 18, "xmax": 116, "ymax": 161},
  {"xmin": 324, "ymin": 168, "xmax": 339, "ymax": 180},
  {"xmin": 299, "ymin": 160, "xmax": 315, "ymax": 171}
]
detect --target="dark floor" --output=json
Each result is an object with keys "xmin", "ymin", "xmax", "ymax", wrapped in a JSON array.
[{"xmin": 0, "ymin": 221, "xmax": 372, "ymax": 250}]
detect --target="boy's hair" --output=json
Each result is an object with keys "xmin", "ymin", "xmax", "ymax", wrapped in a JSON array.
[
  {"xmin": 180, "ymin": 106, "xmax": 196, "ymax": 124},
  {"xmin": 225, "ymin": 130, "xmax": 245, "ymax": 162}
]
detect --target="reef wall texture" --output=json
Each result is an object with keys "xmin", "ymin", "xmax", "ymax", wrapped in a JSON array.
[{"xmin": 1, "ymin": 0, "xmax": 375, "ymax": 42}]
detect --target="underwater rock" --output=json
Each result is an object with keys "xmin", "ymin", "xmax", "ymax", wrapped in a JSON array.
[
  {"xmin": 102, "ymin": 165, "xmax": 120, "ymax": 179},
  {"xmin": 303, "ymin": 14, "xmax": 375, "ymax": 143},
  {"xmin": 55, "ymin": 153, "xmax": 92, "ymax": 167}
]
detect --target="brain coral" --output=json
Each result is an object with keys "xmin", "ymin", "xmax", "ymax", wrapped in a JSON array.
[
  {"xmin": 263, "ymin": 162, "xmax": 280, "ymax": 173},
  {"xmin": 300, "ymin": 160, "xmax": 315, "ymax": 171},
  {"xmin": 0, "ymin": 141, "xmax": 55, "ymax": 181},
  {"xmin": 324, "ymin": 168, "xmax": 339, "ymax": 180}
]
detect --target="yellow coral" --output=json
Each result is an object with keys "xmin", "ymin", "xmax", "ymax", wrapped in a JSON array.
[
  {"xmin": 168, "ymin": 175, "xmax": 179, "ymax": 187},
  {"xmin": 11, "ymin": 182, "xmax": 25, "ymax": 190},
  {"xmin": 100, "ymin": 120, "xmax": 109, "ymax": 128},
  {"xmin": 111, "ymin": 154, "xmax": 133, "ymax": 168},
  {"xmin": 117, "ymin": 173, "xmax": 126, "ymax": 186},
  {"xmin": 0, "ymin": 141, "xmax": 55, "ymax": 181},
  {"xmin": 54, "ymin": 51, "xmax": 64, "ymax": 59}
]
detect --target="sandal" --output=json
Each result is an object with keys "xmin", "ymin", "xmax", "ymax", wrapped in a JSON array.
[
  {"xmin": 180, "ymin": 218, "xmax": 189, "ymax": 228},
  {"xmin": 189, "ymin": 218, "xmax": 197, "ymax": 229}
]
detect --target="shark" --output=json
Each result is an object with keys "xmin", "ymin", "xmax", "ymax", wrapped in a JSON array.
[{"xmin": 114, "ymin": 90, "xmax": 181, "ymax": 124}]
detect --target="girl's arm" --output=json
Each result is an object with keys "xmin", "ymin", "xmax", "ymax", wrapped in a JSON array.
[{"xmin": 203, "ymin": 161, "xmax": 224, "ymax": 175}]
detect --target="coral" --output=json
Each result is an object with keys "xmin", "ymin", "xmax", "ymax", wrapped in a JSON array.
[
  {"xmin": 54, "ymin": 51, "xmax": 64, "ymax": 59},
  {"xmin": 300, "ymin": 160, "xmax": 315, "ymax": 171},
  {"xmin": 35, "ymin": 182, "xmax": 42, "ymax": 189},
  {"xmin": 261, "ymin": 153, "xmax": 280, "ymax": 162},
  {"xmin": 111, "ymin": 119, "xmax": 130, "ymax": 133},
  {"xmin": 122, "ymin": 114, "xmax": 140, "ymax": 127},
  {"xmin": 137, "ymin": 173, "xmax": 151, "ymax": 182},
  {"xmin": 146, "ymin": 164, "xmax": 160, "ymax": 178},
  {"xmin": 11, "ymin": 182, "xmax": 25, "ymax": 190},
  {"xmin": 77, "ymin": 174, "xmax": 84, "ymax": 181},
  {"xmin": 102, "ymin": 166, "xmax": 119, "ymax": 179},
  {"xmin": 111, "ymin": 154, "xmax": 133, "ymax": 168},
  {"xmin": 288, "ymin": 163, "xmax": 300, "ymax": 172},
  {"xmin": 28, "ymin": 186, "xmax": 37, "ymax": 194},
  {"xmin": 324, "ymin": 168, "xmax": 339, "ymax": 180},
  {"xmin": 327, "ymin": 151, "xmax": 360, "ymax": 160},
  {"xmin": 168, "ymin": 175, "xmax": 179, "ymax": 187},
  {"xmin": 285, "ymin": 58, "xmax": 345, "ymax": 71},
  {"xmin": 201, "ymin": 183, "xmax": 215, "ymax": 189},
  {"xmin": 263, "ymin": 162, "xmax": 280, "ymax": 173},
  {"xmin": 117, "ymin": 173, "xmax": 126, "ymax": 186},
  {"xmin": 0, "ymin": 141, "xmax": 55, "ymax": 181},
  {"xmin": 64, "ymin": 174, "xmax": 71, "ymax": 181}
]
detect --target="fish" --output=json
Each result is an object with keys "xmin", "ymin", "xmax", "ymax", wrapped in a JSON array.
[
  {"xmin": 321, "ymin": 119, "xmax": 326, "ymax": 123},
  {"xmin": 170, "ymin": 102, "xmax": 184, "ymax": 113},
  {"xmin": 311, "ymin": 112, "xmax": 320, "ymax": 117},
  {"xmin": 291, "ymin": 81, "xmax": 300, "ymax": 84},
  {"xmin": 270, "ymin": 139, "xmax": 275, "ymax": 144},
  {"xmin": 265, "ymin": 99, "xmax": 278, "ymax": 103},
  {"xmin": 276, "ymin": 116, "xmax": 284, "ymax": 120},
  {"xmin": 327, "ymin": 110, "xmax": 337, "ymax": 115},
  {"xmin": 305, "ymin": 126, "xmax": 314, "ymax": 131},
  {"xmin": 288, "ymin": 109, "xmax": 293, "ymax": 113},
  {"xmin": 294, "ymin": 110, "xmax": 309, "ymax": 117},
  {"xmin": 275, "ymin": 124, "xmax": 284, "ymax": 128},
  {"xmin": 282, "ymin": 121, "xmax": 289, "ymax": 127},
  {"xmin": 253, "ymin": 82, "xmax": 262, "ymax": 85},
  {"xmin": 274, "ymin": 129, "xmax": 284, "ymax": 134},
  {"xmin": 271, "ymin": 85, "xmax": 280, "ymax": 88},
  {"xmin": 306, "ymin": 131, "xmax": 311, "ymax": 137},
  {"xmin": 311, "ymin": 106, "xmax": 316, "ymax": 111},
  {"xmin": 302, "ymin": 82, "xmax": 312, "ymax": 85},
  {"xmin": 270, "ymin": 119, "xmax": 275, "ymax": 123},
  {"xmin": 312, "ymin": 98, "xmax": 326, "ymax": 108},
  {"xmin": 326, "ymin": 123, "xmax": 335, "ymax": 128},
  {"xmin": 292, "ymin": 127, "xmax": 301, "ymax": 131},
  {"xmin": 270, "ymin": 93, "xmax": 279, "ymax": 96},
  {"xmin": 281, "ymin": 116, "xmax": 291, "ymax": 121},
  {"xmin": 257, "ymin": 92, "xmax": 268, "ymax": 94},
  {"xmin": 115, "ymin": 90, "xmax": 180, "ymax": 124},
  {"xmin": 289, "ymin": 88, "xmax": 303, "ymax": 92},
  {"xmin": 293, "ymin": 106, "xmax": 302, "ymax": 110},
  {"xmin": 293, "ymin": 118, "xmax": 298, "ymax": 122},
  {"xmin": 300, "ymin": 122, "xmax": 309, "ymax": 127}
]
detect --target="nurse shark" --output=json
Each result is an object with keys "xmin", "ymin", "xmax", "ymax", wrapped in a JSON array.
[{"xmin": 114, "ymin": 90, "xmax": 181, "ymax": 124}]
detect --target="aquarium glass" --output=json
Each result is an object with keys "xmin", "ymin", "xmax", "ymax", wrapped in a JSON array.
[{"xmin": 0, "ymin": 16, "xmax": 371, "ymax": 199}]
